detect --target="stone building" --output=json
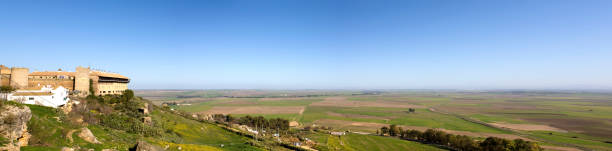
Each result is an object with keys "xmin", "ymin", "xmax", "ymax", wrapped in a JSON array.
[{"xmin": 0, "ymin": 65, "xmax": 129, "ymax": 96}]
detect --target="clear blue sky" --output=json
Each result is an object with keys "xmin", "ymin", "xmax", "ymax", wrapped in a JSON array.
[{"xmin": 1, "ymin": 0, "xmax": 611, "ymax": 90}]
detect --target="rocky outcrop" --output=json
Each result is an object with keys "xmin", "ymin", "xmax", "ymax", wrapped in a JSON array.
[
  {"xmin": 133, "ymin": 141, "xmax": 163, "ymax": 151},
  {"xmin": 60, "ymin": 100, "xmax": 79, "ymax": 115},
  {"xmin": 61, "ymin": 147, "xmax": 75, "ymax": 151},
  {"xmin": 139, "ymin": 102, "xmax": 153, "ymax": 115},
  {"xmin": 0, "ymin": 104, "xmax": 32, "ymax": 151},
  {"xmin": 77, "ymin": 127, "xmax": 101, "ymax": 144},
  {"xmin": 194, "ymin": 113, "xmax": 214, "ymax": 122},
  {"xmin": 142, "ymin": 116, "xmax": 152, "ymax": 126}
]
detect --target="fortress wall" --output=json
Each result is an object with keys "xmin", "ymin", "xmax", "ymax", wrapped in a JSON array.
[
  {"xmin": 74, "ymin": 66, "xmax": 90, "ymax": 96},
  {"xmin": 27, "ymin": 79, "xmax": 75, "ymax": 90},
  {"xmin": 0, "ymin": 66, "xmax": 9, "ymax": 86},
  {"xmin": 0, "ymin": 75, "xmax": 9, "ymax": 86},
  {"xmin": 10, "ymin": 68, "xmax": 29, "ymax": 89}
]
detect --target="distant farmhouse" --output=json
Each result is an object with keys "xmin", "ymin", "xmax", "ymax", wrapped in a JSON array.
[{"xmin": 0, "ymin": 65, "xmax": 129, "ymax": 107}]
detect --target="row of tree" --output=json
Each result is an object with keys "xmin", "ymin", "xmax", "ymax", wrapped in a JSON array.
[
  {"xmin": 210, "ymin": 114, "xmax": 290, "ymax": 134},
  {"xmin": 379, "ymin": 125, "xmax": 542, "ymax": 151}
]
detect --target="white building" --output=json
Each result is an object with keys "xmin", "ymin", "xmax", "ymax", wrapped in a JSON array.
[
  {"xmin": 330, "ymin": 131, "xmax": 346, "ymax": 136},
  {"xmin": 7, "ymin": 85, "xmax": 70, "ymax": 108}
]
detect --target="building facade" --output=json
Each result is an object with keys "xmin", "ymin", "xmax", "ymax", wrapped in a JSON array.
[
  {"xmin": 7, "ymin": 85, "xmax": 70, "ymax": 108},
  {"xmin": 0, "ymin": 65, "xmax": 129, "ymax": 96}
]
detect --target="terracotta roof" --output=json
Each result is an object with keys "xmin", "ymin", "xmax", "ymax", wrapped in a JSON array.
[
  {"xmin": 12, "ymin": 92, "xmax": 53, "ymax": 96},
  {"xmin": 29, "ymin": 71, "xmax": 75, "ymax": 76},
  {"xmin": 91, "ymin": 71, "xmax": 129, "ymax": 79}
]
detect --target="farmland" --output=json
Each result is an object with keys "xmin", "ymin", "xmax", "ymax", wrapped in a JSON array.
[{"xmin": 137, "ymin": 90, "xmax": 612, "ymax": 151}]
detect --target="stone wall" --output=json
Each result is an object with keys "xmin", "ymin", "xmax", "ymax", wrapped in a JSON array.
[
  {"xmin": 74, "ymin": 67, "xmax": 90, "ymax": 96},
  {"xmin": 9, "ymin": 68, "xmax": 29, "ymax": 89},
  {"xmin": 27, "ymin": 79, "xmax": 75, "ymax": 90}
]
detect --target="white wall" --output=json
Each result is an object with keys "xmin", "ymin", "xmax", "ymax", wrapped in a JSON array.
[{"xmin": 7, "ymin": 86, "xmax": 70, "ymax": 108}]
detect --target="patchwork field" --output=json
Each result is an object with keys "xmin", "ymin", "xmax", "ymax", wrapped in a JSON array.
[
  {"xmin": 202, "ymin": 106, "xmax": 305, "ymax": 114},
  {"xmin": 138, "ymin": 90, "xmax": 612, "ymax": 151}
]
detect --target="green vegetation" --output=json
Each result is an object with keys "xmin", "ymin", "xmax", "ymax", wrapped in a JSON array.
[
  {"xmin": 137, "ymin": 90, "xmax": 612, "ymax": 151},
  {"xmin": 14, "ymin": 90, "xmax": 269, "ymax": 151},
  {"xmin": 300, "ymin": 106, "xmax": 506, "ymax": 134},
  {"xmin": 149, "ymin": 110, "xmax": 261, "ymax": 150},
  {"xmin": 23, "ymin": 103, "xmax": 139, "ymax": 150},
  {"xmin": 307, "ymin": 132, "xmax": 444, "ymax": 151},
  {"xmin": 378, "ymin": 125, "xmax": 542, "ymax": 151},
  {"xmin": 527, "ymin": 131, "xmax": 612, "ymax": 151},
  {"xmin": 0, "ymin": 136, "xmax": 8, "ymax": 146}
]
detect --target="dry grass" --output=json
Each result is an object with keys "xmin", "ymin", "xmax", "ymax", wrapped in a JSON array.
[{"xmin": 490, "ymin": 122, "xmax": 566, "ymax": 132}]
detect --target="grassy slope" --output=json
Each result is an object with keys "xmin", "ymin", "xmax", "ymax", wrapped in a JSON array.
[
  {"xmin": 149, "ymin": 109, "xmax": 263, "ymax": 151},
  {"xmin": 19, "ymin": 104, "xmax": 262, "ymax": 151}
]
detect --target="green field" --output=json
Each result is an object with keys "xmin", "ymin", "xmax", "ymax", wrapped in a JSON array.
[
  {"xmin": 140, "ymin": 90, "xmax": 612, "ymax": 151},
  {"xmin": 306, "ymin": 132, "xmax": 445, "ymax": 151}
]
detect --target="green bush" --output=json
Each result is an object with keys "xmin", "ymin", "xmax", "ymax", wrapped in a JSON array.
[{"xmin": 99, "ymin": 113, "xmax": 161, "ymax": 137}]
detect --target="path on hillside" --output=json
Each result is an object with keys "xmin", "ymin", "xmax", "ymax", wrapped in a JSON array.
[{"xmin": 428, "ymin": 104, "xmax": 589, "ymax": 151}]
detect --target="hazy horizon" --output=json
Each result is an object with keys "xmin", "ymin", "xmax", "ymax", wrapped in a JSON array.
[{"xmin": 2, "ymin": 0, "xmax": 611, "ymax": 90}]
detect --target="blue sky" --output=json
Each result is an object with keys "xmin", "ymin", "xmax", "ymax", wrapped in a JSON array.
[{"xmin": 1, "ymin": 0, "xmax": 611, "ymax": 89}]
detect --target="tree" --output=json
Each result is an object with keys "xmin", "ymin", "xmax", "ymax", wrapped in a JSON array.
[
  {"xmin": 406, "ymin": 129, "xmax": 421, "ymax": 140},
  {"xmin": 389, "ymin": 124, "xmax": 401, "ymax": 136},
  {"xmin": 0, "ymin": 85, "xmax": 16, "ymax": 101},
  {"xmin": 122, "ymin": 89, "xmax": 134, "ymax": 102},
  {"xmin": 89, "ymin": 79, "xmax": 95, "ymax": 96},
  {"xmin": 513, "ymin": 139, "xmax": 542, "ymax": 151},
  {"xmin": 380, "ymin": 126, "xmax": 389, "ymax": 136},
  {"xmin": 480, "ymin": 137, "xmax": 514, "ymax": 151},
  {"xmin": 226, "ymin": 114, "xmax": 236, "ymax": 124}
]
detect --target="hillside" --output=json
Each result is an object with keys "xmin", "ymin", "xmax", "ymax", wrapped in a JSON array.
[{"xmin": 0, "ymin": 91, "xmax": 448, "ymax": 151}]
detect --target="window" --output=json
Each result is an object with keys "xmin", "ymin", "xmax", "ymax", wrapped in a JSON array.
[{"xmin": 29, "ymin": 97, "xmax": 34, "ymax": 100}]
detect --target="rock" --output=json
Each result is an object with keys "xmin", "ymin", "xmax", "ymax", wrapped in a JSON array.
[
  {"xmin": 142, "ymin": 116, "xmax": 152, "ymax": 126},
  {"xmin": 139, "ymin": 103, "xmax": 150, "ymax": 115},
  {"xmin": 60, "ymin": 100, "xmax": 77, "ymax": 115},
  {"xmin": 133, "ymin": 141, "xmax": 163, "ymax": 151},
  {"xmin": 0, "ymin": 104, "xmax": 32, "ymax": 151},
  {"xmin": 77, "ymin": 127, "xmax": 101, "ymax": 144},
  {"xmin": 61, "ymin": 147, "xmax": 75, "ymax": 151},
  {"xmin": 289, "ymin": 121, "xmax": 299, "ymax": 127},
  {"xmin": 197, "ymin": 114, "xmax": 214, "ymax": 122}
]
